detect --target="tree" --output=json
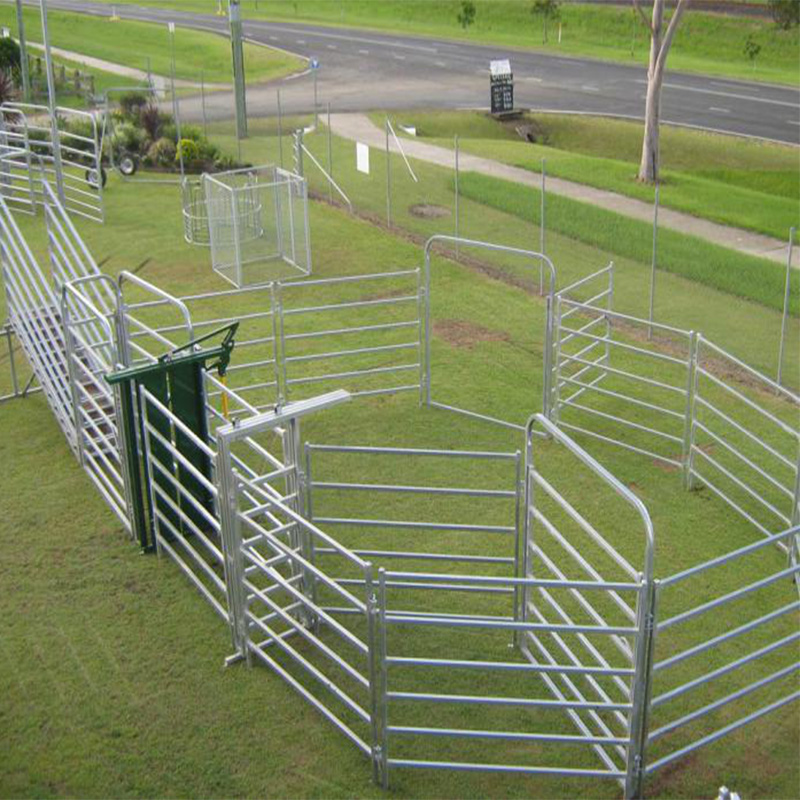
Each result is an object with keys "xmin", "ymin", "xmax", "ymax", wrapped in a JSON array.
[
  {"xmin": 769, "ymin": 0, "xmax": 799, "ymax": 29},
  {"xmin": 634, "ymin": 0, "xmax": 690, "ymax": 184},
  {"xmin": 744, "ymin": 35, "xmax": 761, "ymax": 71},
  {"xmin": 531, "ymin": 0, "xmax": 561, "ymax": 44},
  {"xmin": 457, "ymin": 0, "xmax": 476, "ymax": 30}
]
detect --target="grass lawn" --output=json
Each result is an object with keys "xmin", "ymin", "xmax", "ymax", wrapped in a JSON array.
[
  {"xmin": 89, "ymin": 0, "xmax": 800, "ymax": 86},
  {"xmin": 204, "ymin": 118, "xmax": 799, "ymax": 388},
  {"xmin": 0, "ymin": 173, "xmax": 797, "ymax": 797},
  {"xmin": 0, "ymin": 6, "xmax": 304, "ymax": 85},
  {"xmin": 371, "ymin": 110, "xmax": 800, "ymax": 241}
]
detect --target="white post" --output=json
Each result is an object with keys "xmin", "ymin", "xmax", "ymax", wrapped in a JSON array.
[{"xmin": 454, "ymin": 134, "xmax": 459, "ymax": 261}]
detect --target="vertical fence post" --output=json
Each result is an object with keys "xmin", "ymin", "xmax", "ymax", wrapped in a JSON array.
[
  {"xmin": 365, "ymin": 563, "xmax": 381, "ymax": 784},
  {"xmin": 385, "ymin": 117, "xmax": 391, "ymax": 227},
  {"xmin": 648, "ymin": 181, "xmax": 660, "ymax": 340},
  {"xmin": 512, "ymin": 449, "xmax": 524, "ymax": 644},
  {"xmin": 313, "ymin": 68, "xmax": 318, "ymax": 128},
  {"xmin": 40, "ymin": 0, "xmax": 65, "ymax": 204},
  {"xmin": 5, "ymin": 324, "xmax": 19, "ymax": 397},
  {"xmin": 777, "ymin": 226, "xmax": 795, "ymax": 387},
  {"xmin": 327, "ymin": 102, "xmax": 333, "ymax": 203},
  {"xmin": 682, "ymin": 331, "xmax": 699, "ymax": 490},
  {"xmin": 604, "ymin": 261, "xmax": 615, "ymax": 373},
  {"xmin": 539, "ymin": 157, "xmax": 546, "ymax": 296},
  {"xmin": 216, "ymin": 432, "xmax": 249, "ymax": 662},
  {"xmin": 454, "ymin": 134, "xmax": 460, "ymax": 261},
  {"xmin": 276, "ymin": 89, "xmax": 284, "ymax": 169},
  {"xmin": 625, "ymin": 578, "xmax": 659, "ymax": 800},
  {"xmin": 377, "ymin": 567, "xmax": 390, "ymax": 789},
  {"xmin": 200, "ymin": 69, "xmax": 207, "ymax": 136}
]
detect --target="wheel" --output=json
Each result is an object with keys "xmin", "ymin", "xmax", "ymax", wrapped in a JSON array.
[
  {"xmin": 85, "ymin": 166, "xmax": 107, "ymax": 189},
  {"xmin": 119, "ymin": 155, "xmax": 138, "ymax": 176}
]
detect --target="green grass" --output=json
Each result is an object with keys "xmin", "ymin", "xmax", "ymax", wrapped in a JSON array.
[
  {"xmin": 0, "ymin": 6, "xmax": 304, "ymax": 85},
  {"xmin": 91, "ymin": 0, "xmax": 800, "ymax": 86},
  {"xmin": 373, "ymin": 110, "xmax": 800, "ymax": 241},
  {"xmin": 0, "ymin": 176, "xmax": 797, "ymax": 797}
]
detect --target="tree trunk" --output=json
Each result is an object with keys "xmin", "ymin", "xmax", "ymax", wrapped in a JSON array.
[{"xmin": 636, "ymin": 0, "xmax": 689, "ymax": 183}]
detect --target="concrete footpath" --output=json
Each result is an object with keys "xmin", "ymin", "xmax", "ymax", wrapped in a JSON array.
[{"xmin": 329, "ymin": 113, "xmax": 798, "ymax": 270}]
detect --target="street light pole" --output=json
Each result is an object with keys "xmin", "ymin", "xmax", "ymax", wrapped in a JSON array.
[
  {"xmin": 229, "ymin": 0, "xmax": 248, "ymax": 140},
  {"xmin": 40, "ymin": 0, "xmax": 65, "ymax": 203}
]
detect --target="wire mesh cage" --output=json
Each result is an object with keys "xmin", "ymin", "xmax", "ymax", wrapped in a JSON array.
[
  {"xmin": 203, "ymin": 165, "xmax": 311, "ymax": 287},
  {"xmin": 182, "ymin": 178, "xmax": 210, "ymax": 246}
]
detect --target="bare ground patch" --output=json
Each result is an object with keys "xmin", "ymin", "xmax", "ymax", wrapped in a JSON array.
[
  {"xmin": 409, "ymin": 203, "xmax": 451, "ymax": 219},
  {"xmin": 434, "ymin": 319, "xmax": 511, "ymax": 349}
]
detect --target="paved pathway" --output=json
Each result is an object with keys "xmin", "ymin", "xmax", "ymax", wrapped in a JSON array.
[{"xmin": 330, "ymin": 113, "xmax": 798, "ymax": 269}]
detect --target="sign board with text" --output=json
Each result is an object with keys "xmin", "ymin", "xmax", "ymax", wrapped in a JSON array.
[{"xmin": 489, "ymin": 59, "xmax": 514, "ymax": 115}]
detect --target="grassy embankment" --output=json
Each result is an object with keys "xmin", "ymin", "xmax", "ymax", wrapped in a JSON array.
[
  {"xmin": 0, "ymin": 6, "xmax": 305, "ymax": 86},
  {"xmin": 92, "ymin": 0, "xmax": 800, "ymax": 86},
  {"xmin": 371, "ymin": 110, "xmax": 800, "ymax": 242}
]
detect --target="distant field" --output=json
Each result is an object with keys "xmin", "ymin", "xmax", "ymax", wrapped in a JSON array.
[
  {"xmin": 374, "ymin": 110, "xmax": 800, "ymax": 241},
  {"xmin": 90, "ymin": 0, "xmax": 800, "ymax": 85},
  {"xmin": 0, "ymin": 6, "xmax": 304, "ymax": 85}
]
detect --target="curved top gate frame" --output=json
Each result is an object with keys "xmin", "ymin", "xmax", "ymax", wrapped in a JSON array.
[
  {"xmin": 423, "ymin": 234, "xmax": 556, "ymax": 432},
  {"xmin": 526, "ymin": 412, "xmax": 656, "ymax": 584}
]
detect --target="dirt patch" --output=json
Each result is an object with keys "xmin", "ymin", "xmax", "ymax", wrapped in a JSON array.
[
  {"xmin": 434, "ymin": 319, "xmax": 511, "ymax": 350},
  {"xmin": 409, "ymin": 203, "xmax": 451, "ymax": 219}
]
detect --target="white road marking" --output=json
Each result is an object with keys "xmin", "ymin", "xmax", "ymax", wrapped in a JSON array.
[
  {"xmin": 327, "ymin": 44, "xmax": 337, "ymax": 49},
  {"xmin": 393, "ymin": 54, "xmax": 406, "ymax": 60},
  {"xmin": 709, "ymin": 106, "xmax": 731, "ymax": 113},
  {"xmin": 358, "ymin": 49, "xmax": 370, "ymax": 55},
  {"xmin": 269, "ymin": 36, "xmax": 278, "ymax": 41},
  {"xmin": 518, "ymin": 76, "xmax": 543, "ymax": 83},
  {"xmin": 788, "ymin": 120, "xmax": 800, "ymax": 125},
  {"xmin": 249, "ymin": 21, "xmax": 438, "ymax": 53},
  {"xmin": 297, "ymin": 39, "xmax": 306, "ymax": 44},
  {"xmin": 635, "ymin": 79, "xmax": 800, "ymax": 109},
  {"xmin": 581, "ymin": 85, "xmax": 600, "ymax": 92},
  {"xmin": 434, "ymin": 60, "xmax": 447, "ymax": 67}
]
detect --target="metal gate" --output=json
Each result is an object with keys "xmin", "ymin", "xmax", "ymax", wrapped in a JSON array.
[{"xmin": 0, "ymin": 102, "xmax": 104, "ymax": 222}]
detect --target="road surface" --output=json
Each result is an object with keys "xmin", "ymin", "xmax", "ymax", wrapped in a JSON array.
[{"xmin": 28, "ymin": 0, "xmax": 800, "ymax": 144}]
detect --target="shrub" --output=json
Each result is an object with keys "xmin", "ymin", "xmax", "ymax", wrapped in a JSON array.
[
  {"xmin": 110, "ymin": 121, "xmax": 146, "ymax": 157},
  {"xmin": 0, "ymin": 70, "xmax": 14, "ymax": 106},
  {"xmin": 0, "ymin": 38, "xmax": 21, "ymax": 73},
  {"xmin": 769, "ymin": 0, "xmax": 799, "ymax": 29},
  {"xmin": 176, "ymin": 138, "xmax": 201, "ymax": 165},
  {"xmin": 117, "ymin": 90, "xmax": 149, "ymax": 122},
  {"xmin": 147, "ymin": 137, "xmax": 176, "ymax": 167},
  {"xmin": 60, "ymin": 116, "xmax": 97, "ymax": 154},
  {"xmin": 139, "ymin": 103, "xmax": 169, "ymax": 143}
]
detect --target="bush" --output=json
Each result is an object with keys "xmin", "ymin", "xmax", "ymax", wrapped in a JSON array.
[
  {"xmin": 146, "ymin": 137, "xmax": 176, "ymax": 167},
  {"xmin": 110, "ymin": 121, "xmax": 146, "ymax": 157},
  {"xmin": 117, "ymin": 90, "xmax": 149, "ymax": 122},
  {"xmin": 60, "ymin": 116, "xmax": 97, "ymax": 155},
  {"xmin": 0, "ymin": 70, "xmax": 14, "ymax": 106},
  {"xmin": 0, "ymin": 38, "xmax": 20, "ymax": 73},
  {"xmin": 769, "ymin": 0, "xmax": 799, "ymax": 29},
  {"xmin": 139, "ymin": 103, "xmax": 169, "ymax": 143},
  {"xmin": 176, "ymin": 138, "xmax": 201, "ymax": 165}
]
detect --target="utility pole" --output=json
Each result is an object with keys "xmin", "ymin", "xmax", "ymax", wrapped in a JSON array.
[
  {"xmin": 229, "ymin": 0, "xmax": 248, "ymax": 139},
  {"xmin": 40, "ymin": 0, "xmax": 65, "ymax": 203},
  {"xmin": 15, "ymin": 0, "xmax": 30, "ymax": 101}
]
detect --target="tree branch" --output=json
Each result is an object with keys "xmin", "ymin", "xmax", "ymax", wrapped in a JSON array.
[
  {"xmin": 655, "ymin": 0, "xmax": 690, "ymax": 74},
  {"xmin": 632, "ymin": 0, "xmax": 653, "ymax": 31}
]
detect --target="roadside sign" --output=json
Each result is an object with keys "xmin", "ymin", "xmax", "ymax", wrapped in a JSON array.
[
  {"xmin": 356, "ymin": 142, "xmax": 370, "ymax": 174},
  {"xmin": 310, "ymin": 58, "xmax": 320, "ymax": 70},
  {"xmin": 168, "ymin": 22, "xmax": 175, "ymax": 34},
  {"xmin": 489, "ymin": 58, "xmax": 514, "ymax": 115}
]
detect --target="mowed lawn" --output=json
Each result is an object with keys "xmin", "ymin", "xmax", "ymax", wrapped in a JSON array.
[
  {"xmin": 0, "ymin": 7, "xmax": 304, "ymax": 84},
  {"xmin": 373, "ymin": 110, "xmax": 800, "ymax": 241},
  {"xmin": 0, "ymin": 173, "xmax": 798, "ymax": 797}
]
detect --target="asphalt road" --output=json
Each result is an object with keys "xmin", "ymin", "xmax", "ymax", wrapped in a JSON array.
[{"xmin": 34, "ymin": 0, "xmax": 800, "ymax": 144}]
